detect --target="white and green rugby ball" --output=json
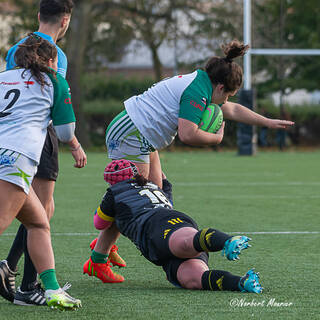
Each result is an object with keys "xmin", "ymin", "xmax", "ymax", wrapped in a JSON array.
[{"xmin": 199, "ymin": 104, "xmax": 223, "ymax": 133}]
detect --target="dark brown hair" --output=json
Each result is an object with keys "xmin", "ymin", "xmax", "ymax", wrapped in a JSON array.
[
  {"xmin": 134, "ymin": 174, "xmax": 149, "ymax": 186},
  {"xmin": 39, "ymin": 0, "xmax": 74, "ymax": 24},
  {"xmin": 205, "ymin": 40, "xmax": 249, "ymax": 92},
  {"xmin": 14, "ymin": 33, "xmax": 57, "ymax": 88}
]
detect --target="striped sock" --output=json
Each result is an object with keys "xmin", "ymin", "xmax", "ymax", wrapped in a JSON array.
[
  {"xmin": 201, "ymin": 270, "xmax": 241, "ymax": 291},
  {"xmin": 193, "ymin": 228, "xmax": 231, "ymax": 252}
]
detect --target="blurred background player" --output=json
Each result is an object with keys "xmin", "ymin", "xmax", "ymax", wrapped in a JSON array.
[
  {"xmin": 83, "ymin": 159, "xmax": 263, "ymax": 294},
  {"xmin": 0, "ymin": 34, "xmax": 85, "ymax": 310},
  {"xmin": 0, "ymin": 0, "xmax": 97, "ymax": 306}
]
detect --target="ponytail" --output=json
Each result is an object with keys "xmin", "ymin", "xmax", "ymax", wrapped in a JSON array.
[
  {"xmin": 205, "ymin": 39, "xmax": 249, "ymax": 92},
  {"xmin": 14, "ymin": 33, "xmax": 57, "ymax": 89}
]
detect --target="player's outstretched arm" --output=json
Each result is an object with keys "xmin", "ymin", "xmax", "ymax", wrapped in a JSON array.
[{"xmin": 221, "ymin": 102, "xmax": 295, "ymax": 129}]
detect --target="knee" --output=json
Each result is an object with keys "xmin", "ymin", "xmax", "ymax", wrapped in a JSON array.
[
  {"xmin": 25, "ymin": 219, "xmax": 50, "ymax": 233},
  {"xmin": 180, "ymin": 276, "xmax": 202, "ymax": 290},
  {"xmin": 176, "ymin": 259, "xmax": 208, "ymax": 290},
  {"xmin": 175, "ymin": 238, "xmax": 190, "ymax": 254}
]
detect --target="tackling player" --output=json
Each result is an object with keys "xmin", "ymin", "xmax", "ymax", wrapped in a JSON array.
[{"xmin": 83, "ymin": 159, "xmax": 263, "ymax": 294}]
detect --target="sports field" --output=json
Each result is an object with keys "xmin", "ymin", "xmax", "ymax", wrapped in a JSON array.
[{"xmin": 1, "ymin": 150, "xmax": 319, "ymax": 319}]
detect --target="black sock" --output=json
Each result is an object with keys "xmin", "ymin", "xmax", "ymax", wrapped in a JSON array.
[
  {"xmin": 20, "ymin": 228, "xmax": 38, "ymax": 292},
  {"xmin": 193, "ymin": 228, "xmax": 231, "ymax": 252},
  {"xmin": 202, "ymin": 270, "xmax": 241, "ymax": 291},
  {"xmin": 6, "ymin": 224, "xmax": 25, "ymax": 271}
]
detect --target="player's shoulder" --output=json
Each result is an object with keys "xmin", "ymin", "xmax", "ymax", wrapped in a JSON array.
[{"xmin": 46, "ymin": 71, "xmax": 68, "ymax": 87}]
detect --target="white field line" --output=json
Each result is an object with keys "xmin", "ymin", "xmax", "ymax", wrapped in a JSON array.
[
  {"xmin": 1, "ymin": 231, "xmax": 319, "ymax": 237},
  {"xmin": 174, "ymin": 182, "xmax": 320, "ymax": 187}
]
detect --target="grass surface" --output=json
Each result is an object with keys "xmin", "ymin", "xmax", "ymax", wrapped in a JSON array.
[{"xmin": 1, "ymin": 149, "xmax": 320, "ymax": 319}]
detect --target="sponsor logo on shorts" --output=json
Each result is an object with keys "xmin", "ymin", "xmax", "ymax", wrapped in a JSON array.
[
  {"xmin": 109, "ymin": 140, "xmax": 120, "ymax": 151},
  {"xmin": 0, "ymin": 154, "xmax": 17, "ymax": 165}
]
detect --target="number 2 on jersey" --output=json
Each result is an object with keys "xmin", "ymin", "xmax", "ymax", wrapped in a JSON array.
[{"xmin": 0, "ymin": 89, "xmax": 21, "ymax": 118}]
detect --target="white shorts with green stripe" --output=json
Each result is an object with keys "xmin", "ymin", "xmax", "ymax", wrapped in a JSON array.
[
  {"xmin": 0, "ymin": 148, "xmax": 37, "ymax": 194},
  {"xmin": 105, "ymin": 110, "xmax": 155, "ymax": 163}
]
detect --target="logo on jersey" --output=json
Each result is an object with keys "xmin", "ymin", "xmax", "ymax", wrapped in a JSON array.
[
  {"xmin": 163, "ymin": 229, "xmax": 171, "ymax": 239},
  {"xmin": 201, "ymin": 97, "xmax": 207, "ymax": 106},
  {"xmin": 24, "ymin": 81, "xmax": 34, "ymax": 86},
  {"xmin": 190, "ymin": 100, "xmax": 204, "ymax": 111},
  {"xmin": 0, "ymin": 82, "xmax": 20, "ymax": 85},
  {"xmin": 64, "ymin": 98, "xmax": 72, "ymax": 104},
  {"xmin": 167, "ymin": 218, "xmax": 183, "ymax": 225}
]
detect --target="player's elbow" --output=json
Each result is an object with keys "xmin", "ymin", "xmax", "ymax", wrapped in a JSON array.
[{"xmin": 178, "ymin": 129, "xmax": 197, "ymax": 146}]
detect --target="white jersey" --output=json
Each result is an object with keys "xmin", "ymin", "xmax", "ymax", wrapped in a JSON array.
[
  {"xmin": 124, "ymin": 70, "xmax": 213, "ymax": 149},
  {"xmin": 0, "ymin": 69, "xmax": 75, "ymax": 163}
]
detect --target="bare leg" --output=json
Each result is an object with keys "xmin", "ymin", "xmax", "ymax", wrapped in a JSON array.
[
  {"xmin": 94, "ymin": 223, "xmax": 120, "ymax": 255},
  {"xmin": 32, "ymin": 177, "xmax": 55, "ymax": 220},
  {"xmin": 16, "ymin": 187, "xmax": 54, "ymax": 274},
  {"xmin": 132, "ymin": 151, "xmax": 162, "ymax": 188},
  {"xmin": 0, "ymin": 180, "xmax": 26, "ymax": 235},
  {"xmin": 148, "ymin": 151, "xmax": 162, "ymax": 188},
  {"xmin": 177, "ymin": 259, "xmax": 209, "ymax": 289},
  {"xmin": 168, "ymin": 227, "xmax": 200, "ymax": 258}
]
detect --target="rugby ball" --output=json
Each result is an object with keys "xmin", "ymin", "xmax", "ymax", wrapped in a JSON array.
[{"xmin": 199, "ymin": 104, "xmax": 223, "ymax": 133}]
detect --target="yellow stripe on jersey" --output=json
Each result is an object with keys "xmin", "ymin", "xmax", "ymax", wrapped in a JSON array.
[{"xmin": 97, "ymin": 206, "xmax": 115, "ymax": 222}]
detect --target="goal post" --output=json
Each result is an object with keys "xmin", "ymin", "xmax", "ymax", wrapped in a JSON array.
[{"xmin": 238, "ymin": 0, "xmax": 320, "ymax": 155}]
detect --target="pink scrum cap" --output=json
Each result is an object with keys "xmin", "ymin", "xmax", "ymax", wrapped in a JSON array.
[{"xmin": 104, "ymin": 159, "xmax": 139, "ymax": 185}]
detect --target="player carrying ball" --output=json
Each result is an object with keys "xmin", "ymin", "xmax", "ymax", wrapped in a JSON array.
[{"xmin": 83, "ymin": 159, "xmax": 263, "ymax": 293}]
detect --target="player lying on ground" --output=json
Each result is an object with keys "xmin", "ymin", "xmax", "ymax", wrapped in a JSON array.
[
  {"xmin": 83, "ymin": 160, "xmax": 263, "ymax": 293},
  {"xmin": 0, "ymin": 35, "xmax": 85, "ymax": 310}
]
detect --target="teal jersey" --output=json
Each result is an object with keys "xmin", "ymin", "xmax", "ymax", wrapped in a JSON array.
[{"xmin": 47, "ymin": 72, "xmax": 76, "ymax": 125}]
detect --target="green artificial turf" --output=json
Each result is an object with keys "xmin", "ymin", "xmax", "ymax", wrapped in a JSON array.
[{"xmin": 1, "ymin": 150, "xmax": 319, "ymax": 319}]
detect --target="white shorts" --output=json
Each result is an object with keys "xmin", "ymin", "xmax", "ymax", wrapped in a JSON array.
[
  {"xmin": 0, "ymin": 148, "xmax": 37, "ymax": 194},
  {"xmin": 106, "ymin": 110, "xmax": 155, "ymax": 163}
]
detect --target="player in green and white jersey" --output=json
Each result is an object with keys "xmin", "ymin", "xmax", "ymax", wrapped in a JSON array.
[
  {"xmin": 0, "ymin": 35, "xmax": 85, "ymax": 310},
  {"xmin": 106, "ymin": 40, "xmax": 294, "ymax": 188}
]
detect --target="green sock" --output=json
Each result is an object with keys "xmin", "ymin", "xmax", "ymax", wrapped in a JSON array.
[
  {"xmin": 91, "ymin": 250, "xmax": 108, "ymax": 263},
  {"xmin": 39, "ymin": 269, "xmax": 60, "ymax": 290}
]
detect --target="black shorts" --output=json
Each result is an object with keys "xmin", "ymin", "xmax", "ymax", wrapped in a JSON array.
[
  {"xmin": 142, "ymin": 208, "xmax": 209, "ymax": 287},
  {"xmin": 35, "ymin": 124, "xmax": 59, "ymax": 181}
]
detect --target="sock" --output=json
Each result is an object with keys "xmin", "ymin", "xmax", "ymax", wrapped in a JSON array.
[
  {"xmin": 193, "ymin": 228, "xmax": 231, "ymax": 252},
  {"xmin": 91, "ymin": 250, "xmax": 108, "ymax": 263},
  {"xmin": 20, "ymin": 228, "xmax": 38, "ymax": 291},
  {"xmin": 162, "ymin": 179, "xmax": 173, "ymax": 206},
  {"xmin": 39, "ymin": 269, "xmax": 60, "ymax": 291},
  {"xmin": 6, "ymin": 224, "xmax": 25, "ymax": 271},
  {"xmin": 201, "ymin": 270, "xmax": 241, "ymax": 291}
]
